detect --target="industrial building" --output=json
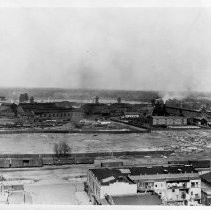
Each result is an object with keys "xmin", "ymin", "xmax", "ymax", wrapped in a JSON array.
[
  {"xmin": 150, "ymin": 116, "xmax": 187, "ymax": 126},
  {"xmin": 17, "ymin": 103, "xmax": 84, "ymax": 122},
  {"xmin": 165, "ymin": 105, "xmax": 211, "ymax": 125},
  {"xmin": 87, "ymin": 165, "xmax": 201, "ymax": 205},
  {"xmin": 109, "ymin": 100, "xmax": 132, "ymax": 117},
  {"xmin": 0, "ymin": 103, "xmax": 17, "ymax": 118}
]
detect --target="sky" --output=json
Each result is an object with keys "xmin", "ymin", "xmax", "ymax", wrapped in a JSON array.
[{"xmin": 0, "ymin": 0, "xmax": 211, "ymax": 92}]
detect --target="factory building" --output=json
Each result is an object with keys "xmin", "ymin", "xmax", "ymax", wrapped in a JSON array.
[
  {"xmin": 81, "ymin": 96, "xmax": 110, "ymax": 117},
  {"xmin": 87, "ymin": 165, "xmax": 201, "ymax": 205},
  {"xmin": 150, "ymin": 116, "xmax": 187, "ymax": 126},
  {"xmin": 17, "ymin": 103, "xmax": 84, "ymax": 122},
  {"xmin": 0, "ymin": 103, "xmax": 17, "ymax": 118}
]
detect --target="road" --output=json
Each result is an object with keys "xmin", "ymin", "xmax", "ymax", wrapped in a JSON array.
[{"xmin": 1, "ymin": 164, "xmax": 94, "ymax": 181}]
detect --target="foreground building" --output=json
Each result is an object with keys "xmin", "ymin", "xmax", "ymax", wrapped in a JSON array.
[
  {"xmin": 87, "ymin": 165, "xmax": 201, "ymax": 205},
  {"xmin": 201, "ymin": 172, "xmax": 211, "ymax": 205}
]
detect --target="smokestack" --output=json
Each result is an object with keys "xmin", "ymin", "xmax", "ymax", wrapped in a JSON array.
[
  {"xmin": 95, "ymin": 96, "xmax": 99, "ymax": 104},
  {"xmin": 117, "ymin": 97, "xmax": 121, "ymax": 104},
  {"xmin": 180, "ymin": 101, "xmax": 182, "ymax": 109}
]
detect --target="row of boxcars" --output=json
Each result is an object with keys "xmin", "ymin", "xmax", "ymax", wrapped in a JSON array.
[
  {"xmin": 0, "ymin": 157, "xmax": 95, "ymax": 168},
  {"xmin": 168, "ymin": 160, "xmax": 211, "ymax": 168}
]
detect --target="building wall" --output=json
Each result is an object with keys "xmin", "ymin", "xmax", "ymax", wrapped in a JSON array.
[
  {"xmin": 71, "ymin": 111, "xmax": 84, "ymax": 122},
  {"xmin": 37, "ymin": 112, "xmax": 72, "ymax": 120},
  {"xmin": 87, "ymin": 170, "xmax": 137, "ymax": 200},
  {"xmin": 202, "ymin": 190, "xmax": 211, "ymax": 206},
  {"xmin": 153, "ymin": 179, "xmax": 201, "ymax": 203},
  {"xmin": 87, "ymin": 170, "xmax": 101, "ymax": 200},
  {"xmin": 100, "ymin": 182, "xmax": 137, "ymax": 199},
  {"xmin": 152, "ymin": 117, "xmax": 187, "ymax": 126},
  {"xmin": 136, "ymin": 178, "xmax": 201, "ymax": 204}
]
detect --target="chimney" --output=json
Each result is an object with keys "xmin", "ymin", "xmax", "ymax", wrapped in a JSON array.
[
  {"xmin": 180, "ymin": 101, "xmax": 183, "ymax": 109},
  {"xmin": 95, "ymin": 96, "xmax": 99, "ymax": 104},
  {"xmin": 117, "ymin": 97, "xmax": 122, "ymax": 104}
]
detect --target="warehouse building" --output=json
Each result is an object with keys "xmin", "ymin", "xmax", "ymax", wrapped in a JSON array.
[
  {"xmin": 87, "ymin": 165, "xmax": 201, "ymax": 205},
  {"xmin": 17, "ymin": 103, "xmax": 84, "ymax": 122},
  {"xmin": 150, "ymin": 116, "xmax": 187, "ymax": 126}
]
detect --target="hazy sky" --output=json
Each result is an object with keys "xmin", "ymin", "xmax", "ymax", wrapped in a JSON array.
[{"xmin": 1, "ymin": 2, "xmax": 211, "ymax": 91}]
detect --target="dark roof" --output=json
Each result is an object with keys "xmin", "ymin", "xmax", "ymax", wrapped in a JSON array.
[
  {"xmin": 201, "ymin": 172, "xmax": 211, "ymax": 184},
  {"xmin": 19, "ymin": 103, "xmax": 73, "ymax": 114},
  {"xmin": 165, "ymin": 106, "xmax": 200, "ymax": 113},
  {"xmin": 90, "ymin": 168, "xmax": 133, "ymax": 185},
  {"xmin": 112, "ymin": 194, "xmax": 162, "ymax": 205},
  {"xmin": 110, "ymin": 103, "xmax": 132, "ymax": 108},
  {"xmin": 90, "ymin": 165, "xmax": 197, "ymax": 185},
  {"xmin": 82, "ymin": 103, "xmax": 109, "ymax": 108}
]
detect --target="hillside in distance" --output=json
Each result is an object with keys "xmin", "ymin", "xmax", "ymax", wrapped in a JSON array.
[
  {"xmin": 0, "ymin": 88, "xmax": 159, "ymax": 103},
  {"xmin": 0, "ymin": 87, "xmax": 211, "ymax": 104}
]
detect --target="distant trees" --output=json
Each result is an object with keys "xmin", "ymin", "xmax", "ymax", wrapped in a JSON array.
[
  {"xmin": 19, "ymin": 93, "xmax": 29, "ymax": 103},
  {"xmin": 19, "ymin": 93, "xmax": 35, "ymax": 103},
  {"xmin": 54, "ymin": 142, "xmax": 71, "ymax": 157}
]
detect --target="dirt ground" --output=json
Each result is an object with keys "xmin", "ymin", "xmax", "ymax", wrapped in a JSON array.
[{"xmin": 25, "ymin": 183, "xmax": 83, "ymax": 205}]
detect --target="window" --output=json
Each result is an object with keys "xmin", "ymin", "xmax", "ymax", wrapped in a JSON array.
[
  {"xmin": 155, "ymin": 185, "xmax": 157, "ymax": 187},
  {"xmin": 191, "ymin": 192, "xmax": 193, "ymax": 196},
  {"xmin": 191, "ymin": 182, "xmax": 195, "ymax": 188},
  {"xmin": 172, "ymin": 189, "xmax": 175, "ymax": 192}
]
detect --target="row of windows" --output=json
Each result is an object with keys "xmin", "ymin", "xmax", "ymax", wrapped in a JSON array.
[
  {"xmin": 40, "ymin": 112, "xmax": 72, "ymax": 118},
  {"xmin": 154, "ymin": 119, "xmax": 186, "ymax": 125}
]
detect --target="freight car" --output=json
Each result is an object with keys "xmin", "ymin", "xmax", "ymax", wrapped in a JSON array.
[
  {"xmin": 168, "ymin": 160, "xmax": 210, "ymax": 168},
  {"xmin": 74, "ymin": 157, "xmax": 94, "ymax": 164},
  {"xmin": 10, "ymin": 158, "xmax": 43, "ymax": 168},
  {"xmin": 0, "ymin": 159, "xmax": 10, "ymax": 168},
  {"xmin": 101, "ymin": 161, "xmax": 123, "ymax": 168},
  {"xmin": 189, "ymin": 160, "xmax": 210, "ymax": 168}
]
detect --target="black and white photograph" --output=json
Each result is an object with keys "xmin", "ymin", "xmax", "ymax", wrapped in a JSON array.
[{"xmin": 0, "ymin": 0, "xmax": 211, "ymax": 207}]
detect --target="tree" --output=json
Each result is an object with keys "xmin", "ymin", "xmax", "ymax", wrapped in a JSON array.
[
  {"xmin": 19, "ymin": 93, "xmax": 29, "ymax": 103},
  {"xmin": 54, "ymin": 141, "xmax": 71, "ymax": 157},
  {"xmin": 30, "ymin": 96, "xmax": 35, "ymax": 103}
]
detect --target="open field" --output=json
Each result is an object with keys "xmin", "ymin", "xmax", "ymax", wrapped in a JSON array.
[
  {"xmin": 0, "ymin": 132, "xmax": 178, "ymax": 154},
  {"xmin": 0, "ymin": 130, "xmax": 210, "ymax": 159}
]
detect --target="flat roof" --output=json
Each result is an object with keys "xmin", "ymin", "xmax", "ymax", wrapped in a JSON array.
[{"xmin": 111, "ymin": 194, "xmax": 162, "ymax": 205}]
